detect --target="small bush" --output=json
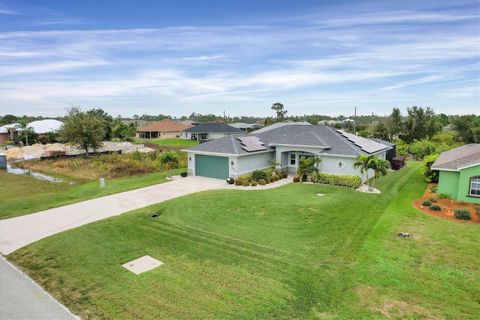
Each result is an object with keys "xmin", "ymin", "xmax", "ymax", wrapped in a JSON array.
[
  {"xmin": 293, "ymin": 176, "xmax": 300, "ymax": 183},
  {"xmin": 430, "ymin": 204, "xmax": 441, "ymax": 211},
  {"xmin": 454, "ymin": 209, "xmax": 471, "ymax": 220},
  {"xmin": 251, "ymin": 181, "xmax": 258, "ymax": 186},
  {"xmin": 251, "ymin": 170, "xmax": 268, "ymax": 181},
  {"xmin": 235, "ymin": 179, "xmax": 243, "ymax": 186},
  {"xmin": 391, "ymin": 156, "xmax": 405, "ymax": 170},
  {"xmin": 315, "ymin": 173, "xmax": 362, "ymax": 189},
  {"xmin": 438, "ymin": 193, "xmax": 451, "ymax": 199},
  {"xmin": 180, "ymin": 172, "xmax": 188, "ymax": 177},
  {"xmin": 226, "ymin": 177, "xmax": 234, "ymax": 184},
  {"xmin": 428, "ymin": 197, "xmax": 437, "ymax": 203},
  {"xmin": 5, "ymin": 140, "xmax": 15, "ymax": 146},
  {"xmin": 282, "ymin": 172, "xmax": 288, "ymax": 178},
  {"xmin": 430, "ymin": 185, "xmax": 438, "ymax": 193},
  {"xmin": 242, "ymin": 180, "xmax": 250, "ymax": 186},
  {"xmin": 422, "ymin": 200, "xmax": 432, "ymax": 207},
  {"xmin": 258, "ymin": 179, "xmax": 266, "ymax": 185},
  {"xmin": 265, "ymin": 178, "xmax": 271, "ymax": 184}
]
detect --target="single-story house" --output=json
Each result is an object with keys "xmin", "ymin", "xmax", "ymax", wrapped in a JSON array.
[
  {"xmin": 431, "ymin": 144, "xmax": 480, "ymax": 204},
  {"xmin": 0, "ymin": 123, "xmax": 21, "ymax": 144},
  {"xmin": 137, "ymin": 119, "xmax": 192, "ymax": 139},
  {"xmin": 183, "ymin": 123, "xmax": 393, "ymax": 180},
  {"xmin": 27, "ymin": 119, "xmax": 63, "ymax": 134},
  {"xmin": 181, "ymin": 122, "xmax": 243, "ymax": 142}
]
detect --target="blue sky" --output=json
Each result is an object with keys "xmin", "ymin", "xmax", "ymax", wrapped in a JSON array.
[{"xmin": 0, "ymin": 0, "xmax": 479, "ymax": 117}]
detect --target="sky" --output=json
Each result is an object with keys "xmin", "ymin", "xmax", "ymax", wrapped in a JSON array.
[{"xmin": 0, "ymin": 0, "xmax": 479, "ymax": 118}]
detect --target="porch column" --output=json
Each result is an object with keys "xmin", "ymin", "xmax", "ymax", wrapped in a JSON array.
[{"xmin": 275, "ymin": 151, "xmax": 282, "ymax": 169}]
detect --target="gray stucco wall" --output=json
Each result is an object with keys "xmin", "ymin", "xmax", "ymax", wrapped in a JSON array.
[{"xmin": 233, "ymin": 152, "xmax": 275, "ymax": 177}]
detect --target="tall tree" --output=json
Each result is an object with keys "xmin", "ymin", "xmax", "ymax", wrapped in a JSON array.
[
  {"xmin": 271, "ymin": 102, "xmax": 288, "ymax": 122},
  {"xmin": 60, "ymin": 107, "xmax": 105, "ymax": 155},
  {"xmin": 389, "ymin": 108, "xmax": 403, "ymax": 140}
]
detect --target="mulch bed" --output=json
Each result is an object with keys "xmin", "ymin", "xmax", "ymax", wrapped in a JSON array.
[{"xmin": 413, "ymin": 183, "xmax": 480, "ymax": 224}]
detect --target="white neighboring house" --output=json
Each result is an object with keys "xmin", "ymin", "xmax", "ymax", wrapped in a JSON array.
[
  {"xmin": 27, "ymin": 119, "xmax": 63, "ymax": 134},
  {"xmin": 181, "ymin": 122, "xmax": 243, "ymax": 141},
  {"xmin": 183, "ymin": 123, "xmax": 393, "ymax": 180}
]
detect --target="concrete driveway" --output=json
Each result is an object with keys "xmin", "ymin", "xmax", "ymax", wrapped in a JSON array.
[
  {"xmin": 0, "ymin": 257, "xmax": 78, "ymax": 319},
  {"xmin": 0, "ymin": 176, "xmax": 225, "ymax": 255},
  {"xmin": 0, "ymin": 175, "xmax": 291, "ymax": 255}
]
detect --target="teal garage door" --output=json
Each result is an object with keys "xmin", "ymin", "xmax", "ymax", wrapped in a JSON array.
[{"xmin": 195, "ymin": 154, "xmax": 229, "ymax": 179}]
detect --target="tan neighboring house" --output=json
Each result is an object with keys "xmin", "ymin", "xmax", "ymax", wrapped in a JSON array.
[{"xmin": 137, "ymin": 119, "xmax": 192, "ymax": 139}]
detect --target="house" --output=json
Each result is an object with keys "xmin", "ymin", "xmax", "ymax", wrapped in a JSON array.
[
  {"xmin": 183, "ymin": 123, "xmax": 393, "ymax": 180},
  {"xmin": 178, "ymin": 119, "xmax": 200, "ymax": 126},
  {"xmin": 181, "ymin": 122, "xmax": 243, "ymax": 142},
  {"xmin": 0, "ymin": 123, "xmax": 21, "ymax": 144},
  {"xmin": 137, "ymin": 119, "xmax": 192, "ymax": 139},
  {"xmin": 27, "ymin": 119, "xmax": 63, "ymax": 134},
  {"xmin": 230, "ymin": 122, "xmax": 263, "ymax": 132},
  {"xmin": 431, "ymin": 144, "xmax": 480, "ymax": 204}
]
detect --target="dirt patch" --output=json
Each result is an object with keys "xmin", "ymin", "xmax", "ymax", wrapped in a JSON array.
[
  {"xmin": 413, "ymin": 184, "xmax": 479, "ymax": 224},
  {"xmin": 357, "ymin": 286, "xmax": 439, "ymax": 320}
]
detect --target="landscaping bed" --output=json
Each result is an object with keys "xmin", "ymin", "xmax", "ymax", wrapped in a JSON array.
[{"xmin": 413, "ymin": 184, "xmax": 479, "ymax": 223}]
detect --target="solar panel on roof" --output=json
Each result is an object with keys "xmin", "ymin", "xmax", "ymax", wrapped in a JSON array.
[
  {"xmin": 237, "ymin": 136, "xmax": 266, "ymax": 152},
  {"xmin": 336, "ymin": 130, "xmax": 387, "ymax": 154}
]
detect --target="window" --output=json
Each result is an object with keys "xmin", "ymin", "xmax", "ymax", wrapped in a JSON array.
[
  {"xmin": 290, "ymin": 153, "xmax": 296, "ymax": 165},
  {"xmin": 191, "ymin": 133, "xmax": 197, "ymax": 140},
  {"xmin": 469, "ymin": 176, "xmax": 480, "ymax": 197}
]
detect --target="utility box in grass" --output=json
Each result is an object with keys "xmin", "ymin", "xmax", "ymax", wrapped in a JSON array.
[{"xmin": 0, "ymin": 154, "xmax": 6, "ymax": 169}]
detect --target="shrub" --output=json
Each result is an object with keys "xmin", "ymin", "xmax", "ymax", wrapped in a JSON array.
[
  {"xmin": 242, "ymin": 180, "xmax": 250, "ymax": 186},
  {"xmin": 180, "ymin": 172, "xmax": 188, "ymax": 177},
  {"xmin": 258, "ymin": 179, "xmax": 266, "ymax": 185},
  {"xmin": 428, "ymin": 197, "xmax": 437, "ymax": 203},
  {"xmin": 272, "ymin": 176, "xmax": 279, "ymax": 182},
  {"xmin": 315, "ymin": 173, "xmax": 362, "ymax": 189},
  {"xmin": 282, "ymin": 172, "xmax": 288, "ymax": 178},
  {"xmin": 390, "ymin": 156, "xmax": 405, "ymax": 170},
  {"xmin": 251, "ymin": 170, "xmax": 268, "ymax": 181},
  {"xmin": 235, "ymin": 179, "xmax": 243, "ymax": 186},
  {"xmin": 265, "ymin": 178, "xmax": 271, "ymax": 184},
  {"xmin": 5, "ymin": 140, "xmax": 15, "ymax": 146},
  {"xmin": 226, "ymin": 177, "xmax": 234, "ymax": 184},
  {"xmin": 422, "ymin": 154, "xmax": 439, "ymax": 183},
  {"xmin": 251, "ymin": 181, "xmax": 258, "ymax": 186},
  {"xmin": 438, "ymin": 193, "xmax": 451, "ymax": 199},
  {"xmin": 454, "ymin": 209, "xmax": 471, "ymax": 220},
  {"xmin": 430, "ymin": 204, "xmax": 441, "ymax": 211},
  {"xmin": 293, "ymin": 176, "xmax": 300, "ymax": 183},
  {"xmin": 430, "ymin": 185, "xmax": 438, "ymax": 193},
  {"xmin": 409, "ymin": 140, "xmax": 438, "ymax": 160},
  {"xmin": 422, "ymin": 200, "xmax": 432, "ymax": 207}
]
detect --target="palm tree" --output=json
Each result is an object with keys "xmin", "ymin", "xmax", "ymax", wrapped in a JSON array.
[
  {"xmin": 353, "ymin": 155, "xmax": 390, "ymax": 190},
  {"xmin": 353, "ymin": 154, "xmax": 375, "ymax": 188},
  {"xmin": 297, "ymin": 156, "xmax": 321, "ymax": 182},
  {"xmin": 159, "ymin": 151, "xmax": 179, "ymax": 179},
  {"xmin": 369, "ymin": 157, "xmax": 390, "ymax": 189}
]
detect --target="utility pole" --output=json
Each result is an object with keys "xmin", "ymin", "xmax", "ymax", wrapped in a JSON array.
[{"xmin": 353, "ymin": 107, "xmax": 357, "ymax": 135}]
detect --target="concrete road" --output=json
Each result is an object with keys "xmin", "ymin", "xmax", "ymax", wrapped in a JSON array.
[{"xmin": 0, "ymin": 257, "xmax": 78, "ymax": 320}]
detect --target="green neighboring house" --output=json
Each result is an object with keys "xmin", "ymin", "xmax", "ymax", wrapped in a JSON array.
[{"xmin": 431, "ymin": 144, "xmax": 480, "ymax": 204}]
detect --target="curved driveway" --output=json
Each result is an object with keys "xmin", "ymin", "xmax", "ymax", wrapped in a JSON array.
[{"xmin": 0, "ymin": 176, "xmax": 291, "ymax": 255}]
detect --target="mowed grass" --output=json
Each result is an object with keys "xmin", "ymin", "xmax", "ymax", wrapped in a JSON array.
[
  {"xmin": 8, "ymin": 164, "xmax": 480, "ymax": 319},
  {"xmin": 0, "ymin": 168, "xmax": 183, "ymax": 220},
  {"xmin": 134, "ymin": 138, "xmax": 198, "ymax": 147}
]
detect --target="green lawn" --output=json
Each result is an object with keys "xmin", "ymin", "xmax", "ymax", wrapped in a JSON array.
[
  {"xmin": 134, "ymin": 138, "xmax": 198, "ymax": 148},
  {"xmin": 0, "ymin": 168, "xmax": 183, "ymax": 220},
  {"xmin": 8, "ymin": 164, "xmax": 480, "ymax": 319}
]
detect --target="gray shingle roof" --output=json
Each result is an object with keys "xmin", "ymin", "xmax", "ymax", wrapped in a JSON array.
[
  {"xmin": 185, "ymin": 124, "xmax": 389, "ymax": 156},
  {"xmin": 431, "ymin": 144, "xmax": 480, "ymax": 170},
  {"xmin": 183, "ymin": 122, "xmax": 243, "ymax": 133}
]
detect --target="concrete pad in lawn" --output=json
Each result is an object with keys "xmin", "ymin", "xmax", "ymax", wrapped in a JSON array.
[{"xmin": 122, "ymin": 255, "xmax": 163, "ymax": 275}]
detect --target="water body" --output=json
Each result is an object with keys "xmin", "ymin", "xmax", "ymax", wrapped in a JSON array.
[{"xmin": 6, "ymin": 163, "xmax": 63, "ymax": 183}]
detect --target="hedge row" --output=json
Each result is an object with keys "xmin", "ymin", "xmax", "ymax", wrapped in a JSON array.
[{"xmin": 315, "ymin": 173, "xmax": 362, "ymax": 189}]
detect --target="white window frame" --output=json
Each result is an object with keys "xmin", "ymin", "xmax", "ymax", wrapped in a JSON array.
[{"xmin": 469, "ymin": 176, "xmax": 480, "ymax": 197}]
